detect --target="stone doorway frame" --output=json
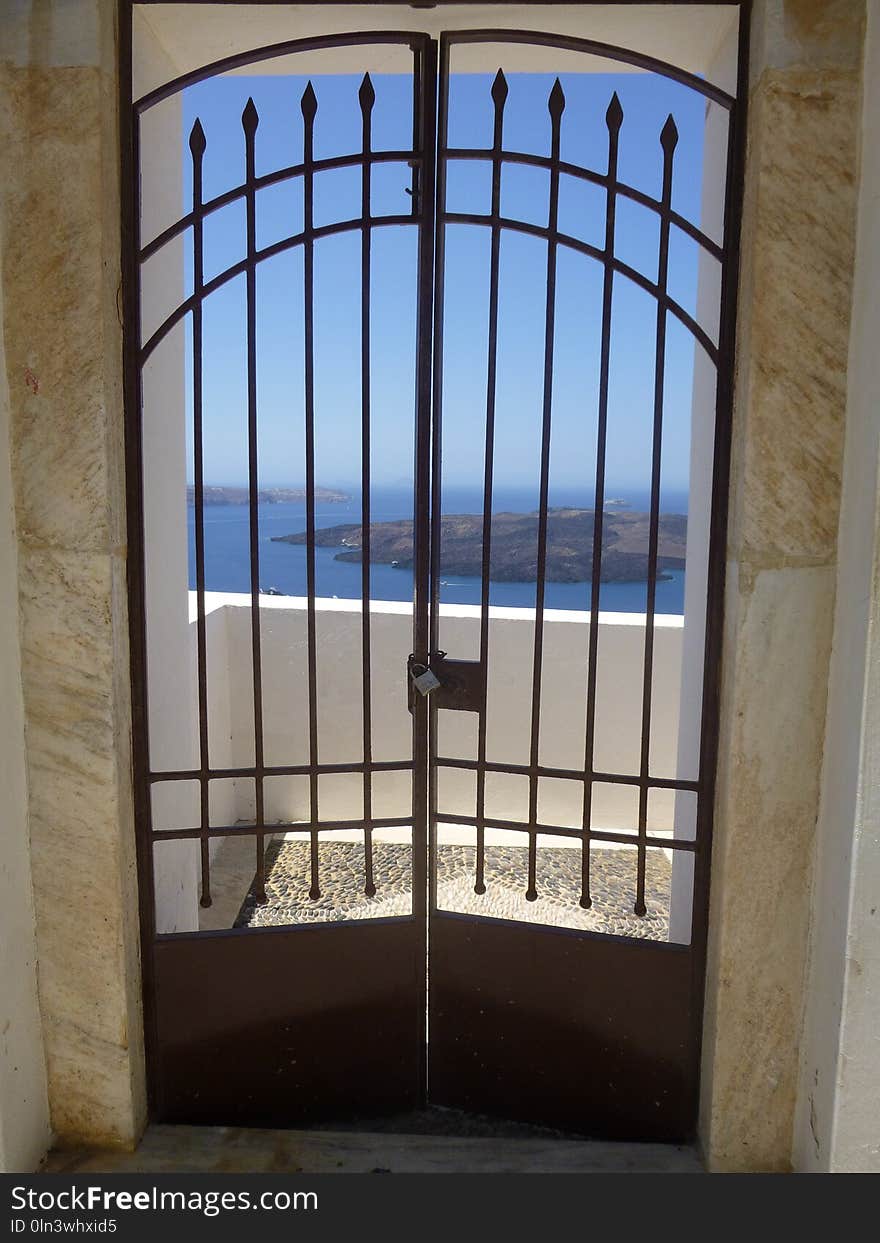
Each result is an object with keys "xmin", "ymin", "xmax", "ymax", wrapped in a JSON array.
[{"xmin": 0, "ymin": 0, "xmax": 864, "ymax": 1172}]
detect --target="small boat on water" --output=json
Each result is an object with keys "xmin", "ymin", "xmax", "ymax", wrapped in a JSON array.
[{"xmin": 391, "ymin": 560, "xmax": 399, "ymax": 567}]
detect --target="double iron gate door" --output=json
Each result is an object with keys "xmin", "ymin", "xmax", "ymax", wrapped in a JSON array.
[{"xmin": 128, "ymin": 25, "xmax": 744, "ymax": 1140}]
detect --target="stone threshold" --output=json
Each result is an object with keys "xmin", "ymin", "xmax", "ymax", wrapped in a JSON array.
[{"xmin": 44, "ymin": 1124, "xmax": 703, "ymax": 1174}]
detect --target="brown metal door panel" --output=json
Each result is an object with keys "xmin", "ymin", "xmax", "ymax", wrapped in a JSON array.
[
  {"xmin": 429, "ymin": 915, "xmax": 694, "ymax": 1141},
  {"xmin": 126, "ymin": 31, "xmax": 436, "ymax": 1126},
  {"xmin": 154, "ymin": 921, "xmax": 422, "ymax": 1126},
  {"xmin": 425, "ymin": 24, "xmax": 746, "ymax": 1140}
]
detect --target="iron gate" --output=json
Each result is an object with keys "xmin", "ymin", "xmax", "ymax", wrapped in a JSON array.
[{"xmin": 124, "ymin": 19, "xmax": 746, "ymax": 1140}]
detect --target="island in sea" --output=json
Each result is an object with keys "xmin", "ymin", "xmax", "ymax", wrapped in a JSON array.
[
  {"xmin": 186, "ymin": 485, "xmax": 350, "ymax": 506},
  {"xmin": 271, "ymin": 508, "xmax": 687, "ymax": 584}
]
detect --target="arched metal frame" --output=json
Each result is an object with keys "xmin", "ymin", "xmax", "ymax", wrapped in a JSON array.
[
  {"xmin": 121, "ymin": 8, "xmax": 749, "ymax": 1136},
  {"xmin": 139, "ymin": 30, "xmax": 726, "ymax": 368}
]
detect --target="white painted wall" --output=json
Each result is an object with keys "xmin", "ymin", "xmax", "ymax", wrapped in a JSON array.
[
  {"xmin": 0, "ymin": 226, "xmax": 51, "ymax": 1171},
  {"xmin": 134, "ymin": 4, "xmax": 738, "ymax": 93},
  {"xmin": 670, "ymin": 19, "xmax": 738, "ymax": 943},
  {"xmin": 137, "ymin": 11, "xmax": 201, "ymax": 936},
  {"xmin": 794, "ymin": 0, "xmax": 880, "ymax": 1175},
  {"xmin": 193, "ymin": 593, "xmax": 683, "ymax": 836}
]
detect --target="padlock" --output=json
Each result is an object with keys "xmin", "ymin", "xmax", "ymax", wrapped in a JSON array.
[{"xmin": 410, "ymin": 663, "xmax": 441, "ymax": 696}]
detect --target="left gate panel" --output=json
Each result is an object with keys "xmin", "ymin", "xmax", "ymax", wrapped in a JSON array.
[
  {"xmin": 154, "ymin": 923, "xmax": 422, "ymax": 1125},
  {"xmin": 127, "ymin": 29, "xmax": 434, "ymax": 1123}
]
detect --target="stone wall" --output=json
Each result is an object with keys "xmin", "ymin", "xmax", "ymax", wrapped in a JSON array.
[
  {"xmin": 0, "ymin": 171, "xmax": 51, "ymax": 1175},
  {"xmin": 794, "ymin": 0, "xmax": 880, "ymax": 1174},
  {"xmin": 0, "ymin": 0, "xmax": 145, "ymax": 1149},
  {"xmin": 700, "ymin": 0, "xmax": 865, "ymax": 1173}
]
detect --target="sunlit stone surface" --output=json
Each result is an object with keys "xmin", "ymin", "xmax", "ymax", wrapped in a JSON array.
[{"xmin": 702, "ymin": 0, "xmax": 864, "ymax": 1174}]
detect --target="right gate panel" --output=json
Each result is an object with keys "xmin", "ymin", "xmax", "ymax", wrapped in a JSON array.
[
  {"xmin": 430, "ymin": 919, "xmax": 694, "ymax": 1140},
  {"xmin": 427, "ymin": 26, "xmax": 745, "ymax": 1140}
]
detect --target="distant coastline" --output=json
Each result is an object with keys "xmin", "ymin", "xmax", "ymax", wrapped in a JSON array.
[
  {"xmin": 272, "ymin": 508, "xmax": 687, "ymax": 586},
  {"xmin": 186, "ymin": 485, "xmax": 350, "ymax": 506}
]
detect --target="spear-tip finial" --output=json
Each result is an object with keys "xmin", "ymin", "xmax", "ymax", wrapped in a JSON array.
[
  {"xmin": 241, "ymin": 97, "xmax": 259, "ymax": 136},
  {"xmin": 660, "ymin": 113, "xmax": 679, "ymax": 153},
  {"xmin": 301, "ymin": 80, "xmax": 318, "ymax": 122},
  {"xmin": 548, "ymin": 77, "xmax": 566, "ymax": 121},
  {"xmin": 358, "ymin": 72, "xmax": 376, "ymax": 112},
  {"xmin": 189, "ymin": 117, "xmax": 206, "ymax": 157},
  {"xmin": 491, "ymin": 67, "xmax": 508, "ymax": 108},
  {"xmin": 606, "ymin": 91, "xmax": 623, "ymax": 133}
]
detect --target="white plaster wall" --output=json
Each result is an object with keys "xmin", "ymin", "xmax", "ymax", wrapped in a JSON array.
[
  {"xmin": 0, "ymin": 229, "xmax": 51, "ymax": 1171},
  {"xmin": 794, "ymin": 0, "xmax": 880, "ymax": 1175},
  {"xmin": 137, "ymin": 11, "xmax": 201, "ymax": 936},
  {"xmin": 152, "ymin": 598, "xmax": 238, "ymax": 933},
  {"xmin": 134, "ymin": 4, "xmax": 738, "ymax": 93},
  {"xmin": 670, "ymin": 21, "xmax": 737, "ymax": 944},
  {"xmin": 201, "ymin": 594, "xmax": 682, "ymax": 835},
  {"xmin": 202, "ymin": 600, "xmax": 238, "ymax": 831}
]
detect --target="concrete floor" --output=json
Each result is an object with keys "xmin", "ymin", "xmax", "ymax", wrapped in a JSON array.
[{"xmin": 44, "ymin": 1124, "xmax": 703, "ymax": 1174}]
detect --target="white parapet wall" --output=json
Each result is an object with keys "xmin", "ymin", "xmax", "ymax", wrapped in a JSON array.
[
  {"xmin": 150, "ymin": 593, "xmax": 687, "ymax": 934},
  {"xmin": 185, "ymin": 592, "xmax": 684, "ymax": 834}
]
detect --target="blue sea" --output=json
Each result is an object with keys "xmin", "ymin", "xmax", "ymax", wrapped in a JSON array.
[{"xmin": 188, "ymin": 485, "xmax": 687, "ymax": 615}]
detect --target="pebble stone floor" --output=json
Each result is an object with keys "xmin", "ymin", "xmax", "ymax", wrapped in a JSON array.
[{"xmin": 236, "ymin": 839, "xmax": 672, "ymax": 939}]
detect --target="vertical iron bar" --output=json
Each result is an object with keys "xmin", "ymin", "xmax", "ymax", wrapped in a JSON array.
[
  {"xmin": 242, "ymin": 98, "xmax": 268, "ymax": 904},
  {"xmin": 414, "ymin": 39, "xmax": 437, "ymax": 917},
  {"xmin": 301, "ymin": 82, "xmax": 321, "ymax": 901},
  {"xmin": 413, "ymin": 37, "xmax": 438, "ymax": 1110},
  {"xmin": 121, "ymin": 0, "xmax": 160, "ymax": 1111},
  {"xmin": 473, "ymin": 70, "xmax": 508, "ymax": 896},
  {"xmin": 426, "ymin": 37, "xmax": 446, "ymax": 927},
  {"xmin": 525, "ymin": 80, "xmax": 565, "ymax": 902},
  {"xmin": 428, "ymin": 49, "xmax": 447, "ymax": 662},
  {"xmin": 359, "ymin": 75, "xmax": 377, "ymax": 898},
  {"xmin": 580, "ymin": 93, "xmax": 623, "ymax": 910},
  {"xmin": 409, "ymin": 55, "xmax": 420, "ymax": 222},
  {"xmin": 189, "ymin": 120, "xmax": 212, "ymax": 908},
  {"xmin": 635, "ymin": 114, "xmax": 678, "ymax": 916}
]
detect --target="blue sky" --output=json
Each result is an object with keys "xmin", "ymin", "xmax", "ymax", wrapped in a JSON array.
[{"xmin": 177, "ymin": 65, "xmax": 711, "ymax": 501}]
